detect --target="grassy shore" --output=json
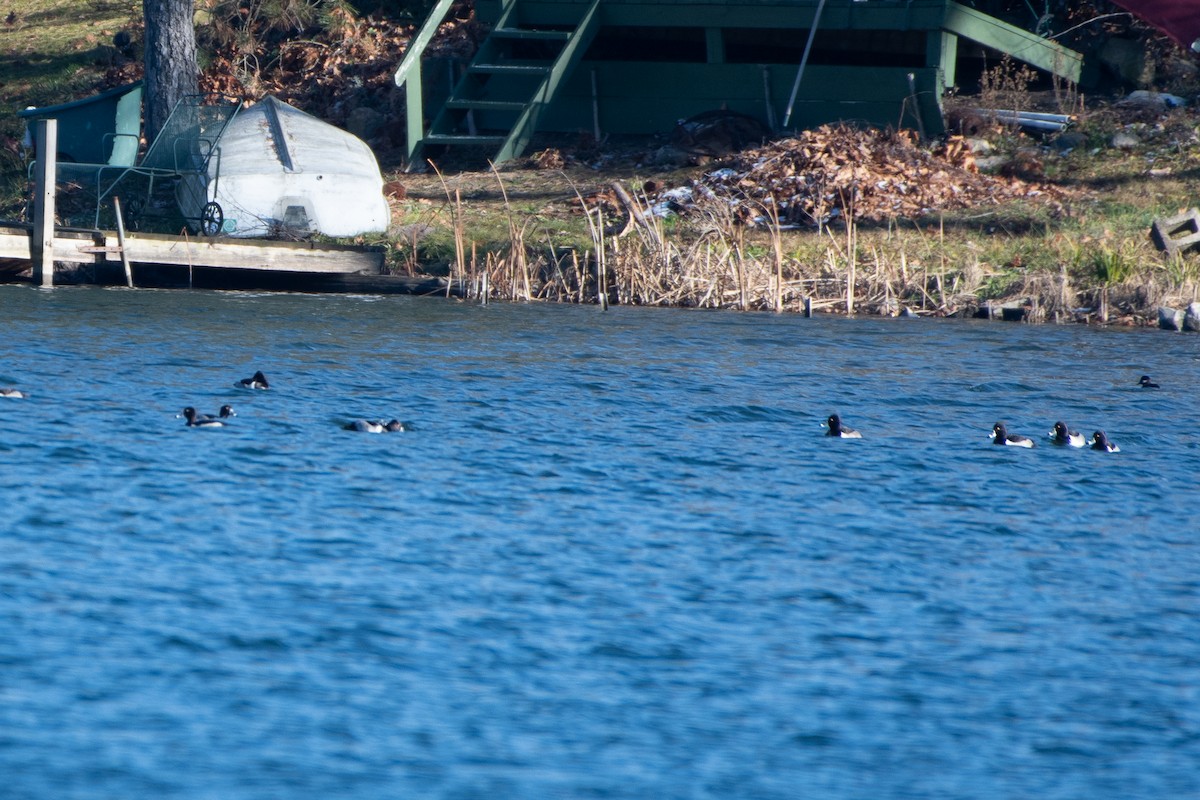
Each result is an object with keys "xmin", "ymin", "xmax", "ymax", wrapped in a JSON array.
[{"xmin": 3, "ymin": 1, "xmax": 1200, "ymax": 324}]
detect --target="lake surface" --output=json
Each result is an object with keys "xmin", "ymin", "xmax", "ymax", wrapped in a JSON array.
[{"xmin": 1, "ymin": 285, "xmax": 1198, "ymax": 799}]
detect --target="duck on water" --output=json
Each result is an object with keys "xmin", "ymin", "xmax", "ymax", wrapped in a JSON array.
[
  {"xmin": 1048, "ymin": 421, "xmax": 1085, "ymax": 447},
  {"xmin": 824, "ymin": 414, "xmax": 862, "ymax": 439},
  {"xmin": 990, "ymin": 422, "xmax": 1035, "ymax": 448},
  {"xmin": 345, "ymin": 419, "xmax": 406, "ymax": 433},
  {"xmin": 181, "ymin": 407, "xmax": 228, "ymax": 427},
  {"xmin": 237, "ymin": 371, "xmax": 270, "ymax": 390},
  {"xmin": 1090, "ymin": 431, "xmax": 1121, "ymax": 453}
]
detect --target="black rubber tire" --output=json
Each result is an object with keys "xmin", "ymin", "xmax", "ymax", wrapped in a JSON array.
[{"xmin": 201, "ymin": 201, "xmax": 223, "ymax": 236}]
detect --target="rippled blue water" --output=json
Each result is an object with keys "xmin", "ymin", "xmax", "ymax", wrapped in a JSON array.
[{"xmin": 1, "ymin": 285, "xmax": 1198, "ymax": 799}]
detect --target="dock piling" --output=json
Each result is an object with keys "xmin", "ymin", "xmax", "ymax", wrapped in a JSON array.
[
  {"xmin": 113, "ymin": 196, "xmax": 134, "ymax": 288},
  {"xmin": 31, "ymin": 119, "xmax": 56, "ymax": 287}
]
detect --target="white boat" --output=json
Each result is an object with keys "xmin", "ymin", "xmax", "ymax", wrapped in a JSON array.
[{"xmin": 179, "ymin": 96, "xmax": 390, "ymax": 238}]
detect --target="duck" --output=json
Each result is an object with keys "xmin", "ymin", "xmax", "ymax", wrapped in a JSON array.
[
  {"xmin": 177, "ymin": 405, "xmax": 236, "ymax": 423},
  {"xmin": 0, "ymin": 388, "xmax": 27, "ymax": 398},
  {"xmin": 345, "ymin": 419, "xmax": 407, "ymax": 433},
  {"xmin": 1089, "ymin": 430, "xmax": 1121, "ymax": 453},
  {"xmin": 236, "ymin": 370, "xmax": 269, "ymax": 390},
  {"xmin": 990, "ymin": 421, "xmax": 1035, "ymax": 448},
  {"xmin": 824, "ymin": 414, "xmax": 862, "ymax": 439},
  {"xmin": 181, "ymin": 406, "xmax": 226, "ymax": 427},
  {"xmin": 1137, "ymin": 375, "xmax": 1159, "ymax": 389},
  {"xmin": 1048, "ymin": 421, "xmax": 1085, "ymax": 447}
]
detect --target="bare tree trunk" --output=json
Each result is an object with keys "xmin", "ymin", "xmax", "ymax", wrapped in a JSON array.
[{"xmin": 143, "ymin": 0, "xmax": 198, "ymax": 143}]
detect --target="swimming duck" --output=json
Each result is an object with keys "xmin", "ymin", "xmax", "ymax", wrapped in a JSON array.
[
  {"xmin": 345, "ymin": 419, "xmax": 407, "ymax": 433},
  {"xmin": 1048, "ymin": 421, "xmax": 1085, "ymax": 447},
  {"xmin": 237, "ymin": 370, "xmax": 269, "ymax": 390},
  {"xmin": 0, "ymin": 388, "xmax": 27, "ymax": 398},
  {"xmin": 182, "ymin": 406, "xmax": 226, "ymax": 427},
  {"xmin": 1137, "ymin": 375, "xmax": 1159, "ymax": 389},
  {"xmin": 1089, "ymin": 430, "xmax": 1121, "ymax": 453},
  {"xmin": 178, "ymin": 405, "xmax": 236, "ymax": 423},
  {"xmin": 825, "ymin": 414, "xmax": 862, "ymax": 438},
  {"xmin": 990, "ymin": 422, "xmax": 1035, "ymax": 448}
]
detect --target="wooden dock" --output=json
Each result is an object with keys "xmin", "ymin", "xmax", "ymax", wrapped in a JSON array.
[
  {"xmin": 0, "ymin": 221, "xmax": 455, "ymax": 294},
  {"xmin": 4, "ymin": 118, "xmax": 457, "ymax": 295}
]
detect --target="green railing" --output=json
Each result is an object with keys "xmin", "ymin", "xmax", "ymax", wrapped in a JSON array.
[{"xmin": 393, "ymin": 0, "xmax": 460, "ymax": 163}]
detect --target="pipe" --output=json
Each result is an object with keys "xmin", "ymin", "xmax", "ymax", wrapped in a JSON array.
[{"xmin": 782, "ymin": 0, "xmax": 827, "ymax": 129}]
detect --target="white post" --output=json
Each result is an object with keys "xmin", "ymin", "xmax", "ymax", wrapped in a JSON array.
[
  {"xmin": 31, "ymin": 118, "xmax": 56, "ymax": 288},
  {"xmin": 113, "ymin": 196, "xmax": 134, "ymax": 288}
]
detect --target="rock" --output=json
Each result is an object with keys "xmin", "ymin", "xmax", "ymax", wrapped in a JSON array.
[
  {"xmin": 345, "ymin": 107, "xmax": 385, "ymax": 142},
  {"xmin": 964, "ymin": 137, "xmax": 993, "ymax": 155},
  {"xmin": 646, "ymin": 145, "xmax": 689, "ymax": 168},
  {"xmin": 1111, "ymin": 131, "xmax": 1140, "ymax": 150},
  {"xmin": 1124, "ymin": 89, "xmax": 1187, "ymax": 109},
  {"xmin": 1185, "ymin": 302, "xmax": 1200, "ymax": 332},
  {"xmin": 1050, "ymin": 132, "xmax": 1087, "ymax": 153},
  {"xmin": 998, "ymin": 149, "xmax": 1044, "ymax": 181},
  {"xmin": 1163, "ymin": 56, "xmax": 1199, "ymax": 85},
  {"xmin": 1159, "ymin": 306, "xmax": 1184, "ymax": 331},
  {"xmin": 974, "ymin": 155, "xmax": 1008, "ymax": 172},
  {"xmin": 1097, "ymin": 37, "xmax": 1152, "ymax": 86}
]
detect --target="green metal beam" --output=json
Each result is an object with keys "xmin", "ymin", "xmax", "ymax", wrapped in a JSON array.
[{"xmin": 943, "ymin": 2, "xmax": 1081, "ymax": 83}]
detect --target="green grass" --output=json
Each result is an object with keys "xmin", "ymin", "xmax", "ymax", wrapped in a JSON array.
[{"xmin": 0, "ymin": 0, "xmax": 136, "ymax": 124}]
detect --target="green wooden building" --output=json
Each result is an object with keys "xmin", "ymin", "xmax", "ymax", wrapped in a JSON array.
[{"xmin": 394, "ymin": 0, "xmax": 1082, "ymax": 166}]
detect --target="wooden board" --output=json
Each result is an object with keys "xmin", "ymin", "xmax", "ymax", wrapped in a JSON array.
[{"xmin": 0, "ymin": 226, "xmax": 383, "ymax": 274}]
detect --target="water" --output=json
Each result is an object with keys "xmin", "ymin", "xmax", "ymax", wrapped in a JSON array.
[{"xmin": 1, "ymin": 285, "xmax": 1198, "ymax": 799}]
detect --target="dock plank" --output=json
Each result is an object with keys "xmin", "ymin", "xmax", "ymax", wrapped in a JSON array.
[{"xmin": 0, "ymin": 226, "xmax": 383, "ymax": 274}]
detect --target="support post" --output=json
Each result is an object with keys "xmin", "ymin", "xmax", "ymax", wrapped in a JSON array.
[
  {"xmin": 591, "ymin": 69, "xmax": 601, "ymax": 143},
  {"xmin": 31, "ymin": 119, "xmax": 56, "ymax": 288},
  {"xmin": 405, "ymin": 59, "xmax": 426, "ymax": 164},
  {"xmin": 705, "ymin": 27, "xmax": 725, "ymax": 64},
  {"xmin": 926, "ymin": 31, "xmax": 958, "ymax": 89},
  {"xmin": 113, "ymin": 196, "xmax": 134, "ymax": 288}
]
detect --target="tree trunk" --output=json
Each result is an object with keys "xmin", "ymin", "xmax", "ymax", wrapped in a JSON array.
[{"xmin": 142, "ymin": 0, "xmax": 198, "ymax": 143}]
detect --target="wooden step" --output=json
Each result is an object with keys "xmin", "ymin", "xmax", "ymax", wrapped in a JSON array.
[
  {"xmin": 445, "ymin": 99, "xmax": 528, "ymax": 112},
  {"xmin": 468, "ymin": 63, "xmax": 551, "ymax": 75},
  {"xmin": 491, "ymin": 27, "xmax": 571, "ymax": 41},
  {"xmin": 422, "ymin": 134, "xmax": 507, "ymax": 147}
]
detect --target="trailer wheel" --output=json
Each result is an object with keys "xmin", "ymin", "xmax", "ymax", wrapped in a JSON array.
[
  {"xmin": 201, "ymin": 202, "xmax": 223, "ymax": 236},
  {"xmin": 125, "ymin": 197, "xmax": 144, "ymax": 231}
]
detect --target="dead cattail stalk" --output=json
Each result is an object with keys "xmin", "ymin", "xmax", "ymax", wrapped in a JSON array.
[
  {"xmin": 430, "ymin": 162, "xmax": 467, "ymax": 297},
  {"xmin": 760, "ymin": 197, "xmax": 785, "ymax": 313}
]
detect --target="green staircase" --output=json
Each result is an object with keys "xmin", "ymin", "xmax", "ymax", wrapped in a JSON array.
[{"xmin": 395, "ymin": 0, "xmax": 601, "ymax": 168}]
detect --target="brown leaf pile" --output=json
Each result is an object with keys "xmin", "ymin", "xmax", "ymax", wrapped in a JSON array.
[{"xmin": 702, "ymin": 125, "xmax": 1070, "ymax": 225}]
